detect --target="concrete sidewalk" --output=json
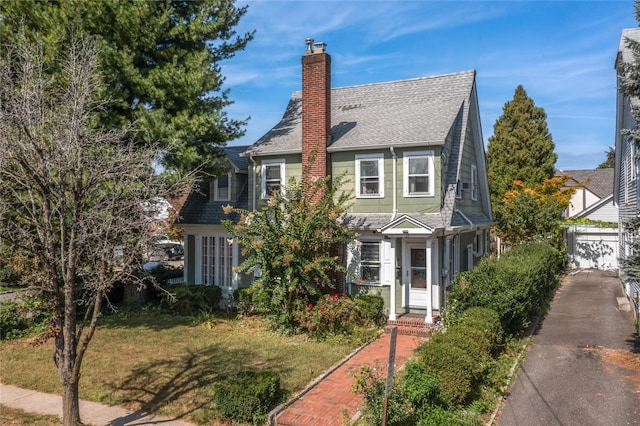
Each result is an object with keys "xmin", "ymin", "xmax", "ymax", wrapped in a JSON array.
[{"xmin": 0, "ymin": 383, "xmax": 196, "ymax": 426}]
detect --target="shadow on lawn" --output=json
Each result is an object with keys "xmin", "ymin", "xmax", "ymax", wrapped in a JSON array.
[{"xmin": 107, "ymin": 341, "xmax": 292, "ymax": 419}]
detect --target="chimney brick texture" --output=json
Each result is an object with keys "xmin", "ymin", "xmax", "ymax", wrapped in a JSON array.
[{"xmin": 301, "ymin": 51, "xmax": 331, "ymax": 183}]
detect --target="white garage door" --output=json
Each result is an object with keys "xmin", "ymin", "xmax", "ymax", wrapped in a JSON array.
[{"xmin": 567, "ymin": 226, "xmax": 618, "ymax": 271}]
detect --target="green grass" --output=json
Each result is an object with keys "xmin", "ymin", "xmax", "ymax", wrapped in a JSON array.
[
  {"xmin": 0, "ymin": 309, "xmax": 373, "ymax": 425},
  {"xmin": 0, "ymin": 405, "xmax": 62, "ymax": 425}
]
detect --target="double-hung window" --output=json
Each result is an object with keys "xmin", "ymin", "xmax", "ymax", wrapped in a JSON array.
[
  {"xmin": 356, "ymin": 154, "xmax": 384, "ymax": 198},
  {"xmin": 360, "ymin": 241, "xmax": 381, "ymax": 283},
  {"xmin": 261, "ymin": 159, "xmax": 285, "ymax": 198},
  {"xmin": 403, "ymin": 151, "xmax": 434, "ymax": 197},
  {"xmin": 214, "ymin": 173, "xmax": 231, "ymax": 201}
]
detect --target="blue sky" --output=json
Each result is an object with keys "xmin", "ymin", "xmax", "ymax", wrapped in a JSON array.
[{"xmin": 222, "ymin": 0, "xmax": 637, "ymax": 171}]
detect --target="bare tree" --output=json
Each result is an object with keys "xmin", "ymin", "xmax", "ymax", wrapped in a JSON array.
[{"xmin": 0, "ymin": 37, "xmax": 193, "ymax": 425}]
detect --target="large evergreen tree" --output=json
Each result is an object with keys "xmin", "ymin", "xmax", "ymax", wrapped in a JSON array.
[
  {"xmin": 486, "ymin": 85, "xmax": 557, "ymax": 207},
  {"xmin": 0, "ymin": 0, "xmax": 254, "ymax": 175}
]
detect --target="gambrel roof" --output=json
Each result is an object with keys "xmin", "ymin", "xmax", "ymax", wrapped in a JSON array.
[{"xmin": 245, "ymin": 70, "xmax": 477, "ymax": 156}]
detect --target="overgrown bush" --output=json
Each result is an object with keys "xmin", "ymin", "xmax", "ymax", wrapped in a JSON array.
[
  {"xmin": 447, "ymin": 242, "xmax": 561, "ymax": 336},
  {"xmin": 352, "ymin": 365, "xmax": 415, "ymax": 426},
  {"xmin": 213, "ymin": 369, "xmax": 282, "ymax": 424},
  {"xmin": 418, "ymin": 341, "xmax": 476, "ymax": 408},
  {"xmin": 233, "ymin": 287, "xmax": 254, "ymax": 316},
  {"xmin": 296, "ymin": 293, "xmax": 359, "ymax": 338},
  {"xmin": 0, "ymin": 295, "xmax": 49, "ymax": 340},
  {"xmin": 162, "ymin": 284, "xmax": 222, "ymax": 316},
  {"xmin": 354, "ymin": 294, "xmax": 386, "ymax": 327},
  {"xmin": 430, "ymin": 325, "xmax": 492, "ymax": 372},
  {"xmin": 0, "ymin": 262, "xmax": 20, "ymax": 286},
  {"xmin": 455, "ymin": 307, "xmax": 504, "ymax": 350}
]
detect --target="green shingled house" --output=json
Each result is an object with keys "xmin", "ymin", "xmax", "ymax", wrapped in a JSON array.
[{"xmin": 178, "ymin": 40, "xmax": 493, "ymax": 323}]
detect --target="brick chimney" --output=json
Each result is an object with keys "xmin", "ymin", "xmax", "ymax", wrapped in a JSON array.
[{"xmin": 302, "ymin": 38, "xmax": 331, "ymax": 185}]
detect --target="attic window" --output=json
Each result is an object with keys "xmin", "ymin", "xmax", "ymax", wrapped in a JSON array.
[{"xmin": 214, "ymin": 173, "xmax": 230, "ymax": 201}]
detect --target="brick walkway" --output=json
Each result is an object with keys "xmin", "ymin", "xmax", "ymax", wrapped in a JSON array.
[{"xmin": 274, "ymin": 333, "xmax": 425, "ymax": 425}]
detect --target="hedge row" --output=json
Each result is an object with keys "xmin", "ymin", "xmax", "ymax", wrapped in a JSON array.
[
  {"xmin": 446, "ymin": 242, "xmax": 562, "ymax": 336},
  {"xmin": 416, "ymin": 307, "xmax": 503, "ymax": 409}
]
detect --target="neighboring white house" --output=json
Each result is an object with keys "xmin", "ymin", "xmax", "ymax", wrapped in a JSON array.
[{"xmin": 560, "ymin": 168, "xmax": 618, "ymax": 270}]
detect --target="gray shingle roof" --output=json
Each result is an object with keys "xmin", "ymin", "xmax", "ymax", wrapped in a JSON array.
[
  {"xmin": 559, "ymin": 168, "xmax": 614, "ymax": 199},
  {"xmin": 225, "ymin": 145, "xmax": 250, "ymax": 172},
  {"xmin": 177, "ymin": 146, "xmax": 250, "ymax": 225},
  {"xmin": 245, "ymin": 70, "xmax": 476, "ymax": 156}
]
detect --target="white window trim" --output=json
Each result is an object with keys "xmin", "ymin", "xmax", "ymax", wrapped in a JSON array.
[
  {"xmin": 358, "ymin": 239, "xmax": 383, "ymax": 286},
  {"xmin": 214, "ymin": 172, "xmax": 231, "ymax": 201},
  {"xmin": 471, "ymin": 165, "xmax": 478, "ymax": 201},
  {"xmin": 403, "ymin": 151, "xmax": 435, "ymax": 197},
  {"xmin": 355, "ymin": 154, "xmax": 384, "ymax": 198},
  {"xmin": 261, "ymin": 159, "xmax": 285, "ymax": 199}
]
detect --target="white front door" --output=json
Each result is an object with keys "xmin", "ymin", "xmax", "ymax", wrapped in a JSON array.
[{"xmin": 406, "ymin": 242, "xmax": 429, "ymax": 307}]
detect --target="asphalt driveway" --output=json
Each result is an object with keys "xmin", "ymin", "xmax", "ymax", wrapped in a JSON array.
[{"xmin": 497, "ymin": 269, "xmax": 639, "ymax": 426}]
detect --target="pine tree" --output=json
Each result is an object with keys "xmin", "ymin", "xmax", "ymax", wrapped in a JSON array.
[
  {"xmin": 486, "ymin": 85, "xmax": 557, "ymax": 207},
  {"xmin": 0, "ymin": 0, "xmax": 254, "ymax": 175},
  {"xmin": 597, "ymin": 147, "xmax": 615, "ymax": 169}
]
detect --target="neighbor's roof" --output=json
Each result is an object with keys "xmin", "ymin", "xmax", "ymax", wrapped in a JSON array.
[
  {"xmin": 618, "ymin": 28, "xmax": 640, "ymax": 66},
  {"xmin": 559, "ymin": 168, "xmax": 614, "ymax": 199},
  {"xmin": 245, "ymin": 70, "xmax": 476, "ymax": 156},
  {"xmin": 225, "ymin": 145, "xmax": 250, "ymax": 172}
]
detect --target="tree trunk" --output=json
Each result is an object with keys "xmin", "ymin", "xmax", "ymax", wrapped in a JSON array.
[{"xmin": 62, "ymin": 378, "xmax": 81, "ymax": 426}]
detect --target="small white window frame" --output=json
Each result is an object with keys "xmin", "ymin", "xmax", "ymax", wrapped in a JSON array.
[
  {"xmin": 403, "ymin": 151, "xmax": 434, "ymax": 197},
  {"xmin": 214, "ymin": 172, "xmax": 231, "ymax": 201},
  {"xmin": 471, "ymin": 164, "xmax": 478, "ymax": 201},
  {"xmin": 355, "ymin": 154, "xmax": 384, "ymax": 198},
  {"xmin": 359, "ymin": 240, "xmax": 382, "ymax": 285},
  {"xmin": 261, "ymin": 159, "xmax": 285, "ymax": 199}
]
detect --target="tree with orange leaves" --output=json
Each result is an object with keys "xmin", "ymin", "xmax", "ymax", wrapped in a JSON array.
[{"xmin": 494, "ymin": 176, "xmax": 575, "ymax": 246}]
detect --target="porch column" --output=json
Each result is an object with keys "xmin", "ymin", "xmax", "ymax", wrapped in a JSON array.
[{"xmin": 425, "ymin": 239, "xmax": 433, "ymax": 324}]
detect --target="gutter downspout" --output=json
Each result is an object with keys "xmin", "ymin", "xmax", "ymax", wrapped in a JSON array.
[
  {"xmin": 390, "ymin": 147, "xmax": 397, "ymax": 221},
  {"xmin": 389, "ymin": 147, "xmax": 398, "ymax": 321},
  {"xmin": 250, "ymin": 156, "xmax": 257, "ymax": 211},
  {"xmin": 455, "ymin": 208, "xmax": 474, "ymax": 227}
]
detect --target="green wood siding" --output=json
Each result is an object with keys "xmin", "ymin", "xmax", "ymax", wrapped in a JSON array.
[
  {"xmin": 249, "ymin": 154, "xmax": 302, "ymax": 208},
  {"xmin": 331, "ymin": 148, "xmax": 443, "ymax": 214}
]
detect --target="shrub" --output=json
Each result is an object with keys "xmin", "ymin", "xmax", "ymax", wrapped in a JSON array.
[
  {"xmin": 213, "ymin": 369, "xmax": 282, "ymax": 424},
  {"xmin": 162, "ymin": 284, "xmax": 222, "ymax": 316},
  {"xmin": 456, "ymin": 307, "xmax": 504, "ymax": 349},
  {"xmin": 0, "ymin": 295, "xmax": 49, "ymax": 340},
  {"xmin": 354, "ymin": 294, "xmax": 386, "ymax": 327},
  {"xmin": 447, "ymin": 242, "xmax": 561, "ymax": 336},
  {"xmin": 416, "ymin": 405, "xmax": 464, "ymax": 426},
  {"xmin": 296, "ymin": 293, "xmax": 359, "ymax": 338},
  {"xmin": 233, "ymin": 287, "xmax": 254, "ymax": 316},
  {"xmin": 403, "ymin": 361, "xmax": 441, "ymax": 409},
  {"xmin": 0, "ymin": 302, "xmax": 28, "ymax": 340},
  {"xmin": 351, "ymin": 365, "xmax": 415, "ymax": 426},
  {"xmin": 0, "ymin": 262, "xmax": 20, "ymax": 286},
  {"xmin": 418, "ymin": 341, "xmax": 476, "ymax": 408},
  {"xmin": 430, "ymin": 325, "xmax": 492, "ymax": 373}
]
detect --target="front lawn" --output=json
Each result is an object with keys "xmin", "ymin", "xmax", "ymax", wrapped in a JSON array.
[{"xmin": 0, "ymin": 309, "xmax": 372, "ymax": 425}]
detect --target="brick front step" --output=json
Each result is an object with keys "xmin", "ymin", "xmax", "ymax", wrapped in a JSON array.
[{"xmin": 384, "ymin": 314, "xmax": 440, "ymax": 337}]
